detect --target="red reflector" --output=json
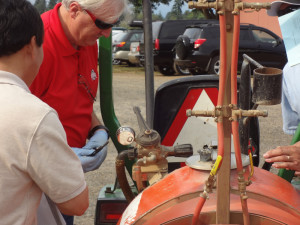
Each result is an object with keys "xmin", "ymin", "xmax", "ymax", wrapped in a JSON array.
[
  {"xmin": 194, "ymin": 39, "xmax": 206, "ymax": 48},
  {"xmin": 106, "ymin": 214, "xmax": 122, "ymax": 220},
  {"xmin": 155, "ymin": 38, "xmax": 159, "ymax": 50}
]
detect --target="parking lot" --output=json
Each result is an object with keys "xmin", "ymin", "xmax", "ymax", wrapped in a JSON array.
[{"xmin": 74, "ymin": 66, "xmax": 292, "ymax": 225}]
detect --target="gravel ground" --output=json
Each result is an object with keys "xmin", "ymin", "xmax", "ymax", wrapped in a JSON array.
[{"xmin": 74, "ymin": 68, "xmax": 292, "ymax": 225}]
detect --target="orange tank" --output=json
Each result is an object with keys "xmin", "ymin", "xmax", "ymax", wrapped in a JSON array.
[{"xmin": 118, "ymin": 166, "xmax": 300, "ymax": 225}]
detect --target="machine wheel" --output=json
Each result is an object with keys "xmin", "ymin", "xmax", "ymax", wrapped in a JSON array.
[
  {"xmin": 158, "ymin": 65, "xmax": 176, "ymax": 76},
  {"xmin": 173, "ymin": 63, "xmax": 190, "ymax": 75},
  {"xmin": 189, "ymin": 68, "xmax": 205, "ymax": 76},
  {"xmin": 208, "ymin": 56, "xmax": 220, "ymax": 75}
]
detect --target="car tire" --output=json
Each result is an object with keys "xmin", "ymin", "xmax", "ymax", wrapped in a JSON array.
[
  {"xmin": 175, "ymin": 35, "xmax": 190, "ymax": 60},
  {"xmin": 173, "ymin": 63, "xmax": 190, "ymax": 75},
  {"xmin": 113, "ymin": 59, "xmax": 121, "ymax": 65},
  {"xmin": 208, "ymin": 56, "xmax": 220, "ymax": 75},
  {"xmin": 158, "ymin": 65, "xmax": 176, "ymax": 76},
  {"xmin": 189, "ymin": 69, "xmax": 205, "ymax": 76}
]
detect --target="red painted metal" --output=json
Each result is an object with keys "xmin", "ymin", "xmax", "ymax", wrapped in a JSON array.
[{"xmin": 118, "ymin": 166, "xmax": 300, "ymax": 225}]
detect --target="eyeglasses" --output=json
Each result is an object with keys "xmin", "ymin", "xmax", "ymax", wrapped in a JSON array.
[
  {"xmin": 278, "ymin": 5, "xmax": 300, "ymax": 17},
  {"xmin": 85, "ymin": 10, "xmax": 119, "ymax": 30},
  {"xmin": 78, "ymin": 74, "xmax": 96, "ymax": 102}
]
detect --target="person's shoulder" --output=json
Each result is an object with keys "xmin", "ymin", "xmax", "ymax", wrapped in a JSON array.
[
  {"xmin": 26, "ymin": 92, "xmax": 57, "ymax": 116},
  {"xmin": 41, "ymin": 9, "xmax": 52, "ymax": 32}
]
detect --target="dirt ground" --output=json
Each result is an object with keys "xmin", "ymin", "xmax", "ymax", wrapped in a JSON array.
[{"xmin": 74, "ymin": 68, "xmax": 292, "ymax": 225}]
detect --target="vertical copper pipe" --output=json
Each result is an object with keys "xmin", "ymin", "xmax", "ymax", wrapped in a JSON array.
[{"xmin": 231, "ymin": 13, "xmax": 250, "ymax": 225}]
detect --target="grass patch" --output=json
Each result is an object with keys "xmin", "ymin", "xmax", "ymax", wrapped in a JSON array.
[{"xmin": 113, "ymin": 64, "xmax": 145, "ymax": 74}]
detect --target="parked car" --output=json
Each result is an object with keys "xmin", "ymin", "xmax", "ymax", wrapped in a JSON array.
[
  {"xmin": 128, "ymin": 41, "xmax": 141, "ymax": 66},
  {"xmin": 139, "ymin": 19, "xmax": 218, "ymax": 75},
  {"xmin": 112, "ymin": 27, "xmax": 127, "ymax": 37},
  {"xmin": 112, "ymin": 32, "xmax": 128, "ymax": 65},
  {"xmin": 113, "ymin": 29, "xmax": 143, "ymax": 66},
  {"xmin": 175, "ymin": 23, "xmax": 287, "ymax": 75}
]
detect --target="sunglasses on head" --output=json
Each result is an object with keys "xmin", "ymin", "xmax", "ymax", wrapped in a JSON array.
[
  {"xmin": 85, "ymin": 10, "xmax": 119, "ymax": 30},
  {"xmin": 278, "ymin": 4, "xmax": 300, "ymax": 17}
]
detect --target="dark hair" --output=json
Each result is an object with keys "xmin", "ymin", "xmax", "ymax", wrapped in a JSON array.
[{"xmin": 0, "ymin": 0, "xmax": 44, "ymax": 57}]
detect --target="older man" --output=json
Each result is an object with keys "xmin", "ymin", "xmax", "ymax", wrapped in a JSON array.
[
  {"xmin": 264, "ymin": 0, "xmax": 300, "ymax": 174},
  {"xmin": 0, "ymin": 0, "xmax": 89, "ymax": 224},
  {"xmin": 29, "ymin": 0, "xmax": 127, "ymax": 224}
]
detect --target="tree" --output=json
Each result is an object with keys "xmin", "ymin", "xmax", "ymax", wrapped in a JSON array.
[
  {"xmin": 47, "ymin": 0, "xmax": 58, "ymax": 11},
  {"xmin": 170, "ymin": 0, "xmax": 184, "ymax": 19},
  {"xmin": 34, "ymin": 0, "xmax": 47, "ymax": 14},
  {"xmin": 129, "ymin": 0, "xmax": 172, "ymax": 13}
]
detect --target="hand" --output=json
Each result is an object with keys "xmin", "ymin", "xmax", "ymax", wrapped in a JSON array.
[
  {"xmin": 85, "ymin": 129, "xmax": 108, "ymax": 149},
  {"xmin": 263, "ymin": 142, "xmax": 300, "ymax": 172},
  {"xmin": 72, "ymin": 130, "xmax": 109, "ymax": 173}
]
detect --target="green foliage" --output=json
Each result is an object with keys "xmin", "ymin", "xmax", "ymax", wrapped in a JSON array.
[
  {"xmin": 34, "ymin": 0, "xmax": 47, "ymax": 14},
  {"xmin": 47, "ymin": 0, "xmax": 58, "ymax": 11},
  {"xmin": 128, "ymin": 0, "xmax": 172, "ymax": 11},
  {"xmin": 33, "ymin": 0, "xmax": 60, "ymax": 14}
]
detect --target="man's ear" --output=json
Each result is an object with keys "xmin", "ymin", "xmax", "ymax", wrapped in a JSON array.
[{"xmin": 69, "ymin": 2, "xmax": 81, "ymax": 19}]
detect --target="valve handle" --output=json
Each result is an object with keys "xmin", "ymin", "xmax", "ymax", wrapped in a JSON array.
[
  {"xmin": 133, "ymin": 106, "xmax": 150, "ymax": 132},
  {"xmin": 174, "ymin": 144, "xmax": 193, "ymax": 157},
  {"xmin": 162, "ymin": 144, "xmax": 193, "ymax": 158}
]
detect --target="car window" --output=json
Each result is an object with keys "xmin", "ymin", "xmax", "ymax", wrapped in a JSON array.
[
  {"xmin": 129, "ymin": 32, "xmax": 143, "ymax": 42},
  {"xmin": 252, "ymin": 29, "xmax": 277, "ymax": 44},
  {"xmin": 159, "ymin": 22, "xmax": 188, "ymax": 39},
  {"xmin": 152, "ymin": 21, "xmax": 163, "ymax": 39},
  {"xmin": 240, "ymin": 29, "xmax": 253, "ymax": 41},
  {"xmin": 184, "ymin": 28, "xmax": 203, "ymax": 39},
  {"xmin": 201, "ymin": 27, "xmax": 219, "ymax": 38},
  {"xmin": 112, "ymin": 32, "xmax": 128, "ymax": 44}
]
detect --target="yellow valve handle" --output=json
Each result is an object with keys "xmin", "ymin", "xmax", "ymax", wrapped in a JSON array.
[
  {"xmin": 210, "ymin": 155, "xmax": 222, "ymax": 176},
  {"xmin": 248, "ymin": 150, "xmax": 254, "ymax": 177}
]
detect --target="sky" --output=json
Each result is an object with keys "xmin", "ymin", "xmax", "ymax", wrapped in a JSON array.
[
  {"xmin": 155, "ymin": 0, "xmax": 189, "ymax": 17},
  {"xmin": 28, "ymin": 0, "xmax": 189, "ymax": 18}
]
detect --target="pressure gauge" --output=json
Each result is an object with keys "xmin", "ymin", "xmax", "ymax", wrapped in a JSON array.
[{"xmin": 116, "ymin": 127, "xmax": 135, "ymax": 145}]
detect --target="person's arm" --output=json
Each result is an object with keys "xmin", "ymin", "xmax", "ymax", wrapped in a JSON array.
[
  {"xmin": 263, "ymin": 141, "xmax": 300, "ymax": 172},
  {"xmin": 56, "ymin": 186, "xmax": 89, "ymax": 216},
  {"xmin": 28, "ymin": 110, "xmax": 89, "ymax": 214},
  {"xmin": 91, "ymin": 110, "xmax": 101, "ymax": 128}
]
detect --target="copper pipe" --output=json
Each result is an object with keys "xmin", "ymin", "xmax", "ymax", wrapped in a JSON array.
[{"xmin": 115, "ymin": 150, "xmax": 135, "ymax": 202}]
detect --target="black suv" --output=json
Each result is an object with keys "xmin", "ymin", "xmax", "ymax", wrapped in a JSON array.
[
  {"xmin": 175, "ymin": 23, "xmax": 287, "ymax": 75},
  {"xmin": 139, "ymin": 19, "xmax": 218, "ymax": 75}
]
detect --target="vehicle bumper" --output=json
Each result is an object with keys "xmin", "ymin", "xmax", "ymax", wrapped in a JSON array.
[
  {"xmin": 128, "ymin": 53, "xmax": 140, "ymax": 65},
  {"xmin": 114, "ymin": 51, "xmax": 129, "ymax": 61},
  {"xmin": 174, "ymin": 58, "xmax": 208, "ymax": 70}
]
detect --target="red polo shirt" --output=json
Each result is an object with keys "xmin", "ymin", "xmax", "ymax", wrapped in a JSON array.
[{"xmin": 30, "ymin": 3, "xmax": 99, "ymax": 148}]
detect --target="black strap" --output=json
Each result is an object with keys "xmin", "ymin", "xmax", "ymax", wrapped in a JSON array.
[{"xmin": 88, "ymin": 125, "xmax": 110, "ymax": 139}]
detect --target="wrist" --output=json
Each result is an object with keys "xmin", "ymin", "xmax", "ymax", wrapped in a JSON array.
[{"xmin": 88, "ymin": 125, "xmax": 109, "ymax": 140}]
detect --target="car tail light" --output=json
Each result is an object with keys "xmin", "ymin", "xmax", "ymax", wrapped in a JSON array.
[
  {"xmin": 137, "ymin": 45, "xmax": 140, "ymax": 52},
  {"xmin": 194, "ymin": 39, "xmax": 206, "ymax": 48},
  {"xmin": 155, "ymin": 38, "xmax": 159, "ymax": 50},
  {"xmin": 116, "ymin": 42, "xmax": 126, "ymax": 47}
]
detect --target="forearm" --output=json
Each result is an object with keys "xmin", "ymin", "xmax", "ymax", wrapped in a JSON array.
[
  {"xmin": 56, "ymin": 187, "xmax": 89, "ymax": 216},
  {"xmin": 91, "ymin": 111, "xmax": 101, "ymax": 128}
]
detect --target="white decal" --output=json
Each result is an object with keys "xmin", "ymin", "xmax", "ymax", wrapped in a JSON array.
[{"xmin": 119, "ymin": 192, "xmax": 142, "ymax": 225}]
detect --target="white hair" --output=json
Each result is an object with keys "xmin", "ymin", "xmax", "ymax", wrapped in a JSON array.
[{"xmin": 62, "ymin": 0, "xmax": 128, "ymax": 22}]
